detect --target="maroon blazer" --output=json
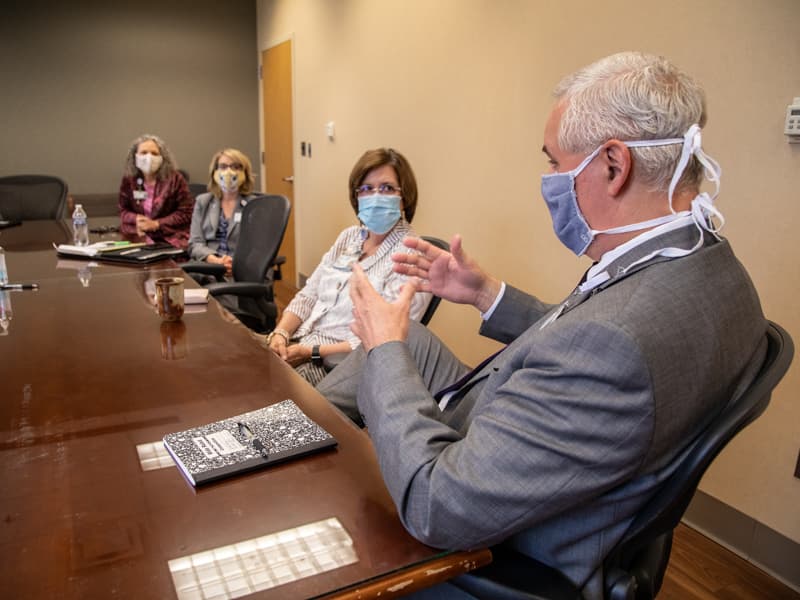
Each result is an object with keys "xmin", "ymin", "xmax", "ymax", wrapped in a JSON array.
[{"xmin": 118, "ymin": 171, "xmax": 194, "ymax": 249}]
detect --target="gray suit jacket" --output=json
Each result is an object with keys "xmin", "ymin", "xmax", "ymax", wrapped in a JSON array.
[
  {"xmin": 188, "ymin": 192, "xmax": 255, "ymax": 261},
  {"xmin": 355, "ymin": 225, "xmax": 766, "ymax": 598}
]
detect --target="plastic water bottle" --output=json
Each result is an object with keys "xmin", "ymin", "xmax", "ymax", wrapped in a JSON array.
[
  {"xmin": 72, "ymin": 204, "xmax": 89, "ymax": 246},
  {"xmin": 0, "ymin": 289, "xmax": 11, "ymax": 333},
  {"xmin": 0, "ymin": 246, "xmax": 7, "ymax": 286}
]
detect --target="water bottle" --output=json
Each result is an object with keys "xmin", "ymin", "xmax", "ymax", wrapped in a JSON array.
[
  {"xmin": 0, "ymin": 289, "xmax": 11, "ymax": 333},
  {"xmin": 72, "ymin": 204, "xmax": 89, "ymax": 246},
  {"xmin": 0, "ymin": 246, "xmax": 7, "ymax": 286}
]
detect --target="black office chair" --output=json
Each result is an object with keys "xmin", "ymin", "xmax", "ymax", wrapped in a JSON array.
[
  {"xmin": 0, "ymin": 174, "xmax": 68, "ymax": 221},
  {"xmin": 181, "ymin": 194, "xmax": 291, "ymax": 334},
  {"xmin": 188, "ymin": 182, "xmax": 209, "ymax": 199},
  {"xmin": 452, "ymin": 320, "xmax": 794, "ymax": 600},
  {"xmin": 417, "ymin": 235, "xmax": 449, "ymax": 326},
  {"xmin": 321, "ymin": 235, "xmax": 450, "ymax": 373}
]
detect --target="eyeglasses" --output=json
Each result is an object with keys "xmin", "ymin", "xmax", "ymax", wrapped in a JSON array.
[
  {"xmin": 217, "ymin": 163, "xmax": 243, "ymax": 171},
  {"xmin": 355, "ymin": 183, "xmax": 402, "ymax": 197}
]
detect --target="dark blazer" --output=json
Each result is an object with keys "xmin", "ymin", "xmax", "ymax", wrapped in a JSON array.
[
  {"xmin": 118, "ymin": 171, "xmax": 194, "ymax": 249},
  {"xmin": 353, "ymin": 225, "xmax": 766, "ymax": 598}
]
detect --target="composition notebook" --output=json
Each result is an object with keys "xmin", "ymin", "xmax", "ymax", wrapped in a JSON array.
[{"xmin": 163, "ymin": 399, "xmax": 337, "ymax": 486}]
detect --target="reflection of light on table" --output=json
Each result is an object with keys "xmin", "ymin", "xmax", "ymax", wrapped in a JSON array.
[
  {"xmin": 167, "ymin": 517, "xmax": 358, "ymax": 600},
  {"xmin": 136, "ymin": 441, "xmax": 175, "ymax": 471}
]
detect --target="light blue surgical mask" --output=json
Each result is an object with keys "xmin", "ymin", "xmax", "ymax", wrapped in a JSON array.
[
  {"xmin": 357, "ymin": 194, "xmax": 402, "ymax": 234},
  {"xmin": 540, "ymin": 125, "xmax": 722, "ymax": 256}
]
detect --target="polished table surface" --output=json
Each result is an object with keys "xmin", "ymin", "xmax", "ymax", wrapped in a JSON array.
[{"xmin": 0, "ymin": 220, "xmax": 489, "ymax": 599}]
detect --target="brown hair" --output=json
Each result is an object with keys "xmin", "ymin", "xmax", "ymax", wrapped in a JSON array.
[{"xmin": 348, "ymin": 148, "xmax": 418, "ymax": 223}]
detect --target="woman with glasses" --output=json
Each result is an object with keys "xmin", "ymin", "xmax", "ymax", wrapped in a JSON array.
[
  {"xmin": 187, "ymin": 148, "xmax": 258, "ymax": 275},
  {"xmin": 267, "ymin": 147, "xmax": 431, "ymax": 386},
  {"xmin": 118, "ymin": 133, "xmax": 194, "ymax": 249}
]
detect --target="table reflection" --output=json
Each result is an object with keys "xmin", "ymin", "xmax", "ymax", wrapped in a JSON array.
[{"xmin": 160, "ymin": 320, "xmax": 187, "ymax": 360}]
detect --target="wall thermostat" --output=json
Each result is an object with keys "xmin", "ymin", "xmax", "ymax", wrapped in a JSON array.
[{"xmin": 785, "ymin": 97, "xmax": 800, "ymax": 143}]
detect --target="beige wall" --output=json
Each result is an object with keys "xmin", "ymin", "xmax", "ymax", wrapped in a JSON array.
[
  {"xmin": 257, "ymin": 0, "xmax": 800, "ymax": 542},
  {"xmin": 0, "ymin": 0, "xmax": 259, "ymax": 195}
]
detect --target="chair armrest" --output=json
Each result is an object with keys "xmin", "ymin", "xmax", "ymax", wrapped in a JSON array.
[
  {"xmin": 271, "ymin": 255, "xmax": 286, "ymax": 281},
  {"xmin": 181, "ymin": 261, "xmax": 226, "ymax": 281},
  {"xmin": 452, "ymin": 546, "xmax": 581, "ymax": 600},
  {"xmin": 206, "ymin": 281, "xmax": 272, "ymax": 299}
]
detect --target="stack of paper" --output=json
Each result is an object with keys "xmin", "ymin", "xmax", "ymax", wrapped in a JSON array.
[
  {"xmin": 55, "ymin": 241, "xmax": 146, "ymax": 257},
  {"xmin": 54, "ymin": 242, "xmax": 106, "ymax": 257},
  {"xmin": 184, "ymin": 289, "xmax": 209, "ymax": 305}
]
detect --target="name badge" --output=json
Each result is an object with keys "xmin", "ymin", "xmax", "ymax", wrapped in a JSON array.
[
  {"xmin": 133, "ymin": 190, "xmax": 147, "ymax": 200},
  {"xmin": 233, "ymin": 212, "xmax": 242, "ymax": 224}
]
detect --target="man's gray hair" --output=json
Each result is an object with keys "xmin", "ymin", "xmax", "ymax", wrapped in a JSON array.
[{"xmin": 554, "ymin": 52, "xmax": 707, "ymax": 192}]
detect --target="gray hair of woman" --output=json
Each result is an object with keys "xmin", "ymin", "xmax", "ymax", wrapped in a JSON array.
[
  {"xmin": 554, "ymin": 51, "xmax": 707, "ymax": 194},
  {"xmin": 123, "ymin": 133, "xmax": 179, "ymax": 180}
]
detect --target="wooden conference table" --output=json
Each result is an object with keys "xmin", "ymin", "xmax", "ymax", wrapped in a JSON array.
[{"xmin": 0, "ymin": 219, "xmax": 490, "ymax": 599}]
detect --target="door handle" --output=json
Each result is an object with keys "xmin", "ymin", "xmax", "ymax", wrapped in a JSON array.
[{"xmin": 282, "ymin": 175, "xmax": 294, "ymax": 183}]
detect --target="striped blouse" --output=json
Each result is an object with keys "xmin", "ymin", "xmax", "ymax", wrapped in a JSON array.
[{"xmin": 286, "ymin": 220, "xmax": 432, "ymax": 350}]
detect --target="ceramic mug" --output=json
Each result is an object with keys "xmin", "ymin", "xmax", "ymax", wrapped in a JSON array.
[{"xmin": 154, "ymin": 277, "xmax": 184, "ymax": 321}]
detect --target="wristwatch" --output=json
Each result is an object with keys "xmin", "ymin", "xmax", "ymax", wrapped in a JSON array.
[{"xmin": 311, "ymin": 345, "xmax": 323, "ymax": 367}]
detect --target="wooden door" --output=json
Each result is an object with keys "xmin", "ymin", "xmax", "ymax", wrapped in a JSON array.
[{"xmin": 261, "ymin": 40, "xmax": 296, "ymax": 288}]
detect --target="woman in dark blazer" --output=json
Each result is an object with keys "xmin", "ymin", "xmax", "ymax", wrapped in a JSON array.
[
  {"xmin": 118, "ymin": 133, "xmax": 194, "ymax": 249},
  {"xmin": 187, "ymin": 148, "xmax": 258, "ymax": 275}
]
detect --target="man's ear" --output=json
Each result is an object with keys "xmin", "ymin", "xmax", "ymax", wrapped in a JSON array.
[{"xmin": 602, "ymin": 140, "xmax": 632, "ymax": 197}]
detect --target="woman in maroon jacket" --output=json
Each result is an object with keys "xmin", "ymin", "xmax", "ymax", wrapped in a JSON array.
[{"xmin": 118, "ymin": 134, "xmax": 194, "ymax": 249}]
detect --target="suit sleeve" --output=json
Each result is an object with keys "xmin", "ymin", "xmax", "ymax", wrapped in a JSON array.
[
  {"xmin": 188, "ymin": 195, "xmax": 214, "ymax": 261},
  {"xmin": 479, "ymin": 284, "xmax": 556, "ymax": 344},
  {"xmin": 357, "ymin": 318, "xmax": 654, "ymax": 550}
]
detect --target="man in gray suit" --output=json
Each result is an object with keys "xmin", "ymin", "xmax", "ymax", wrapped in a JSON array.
[{"xmin": 318, "ymin": 51, "xmax": 765, "ymax": 598}]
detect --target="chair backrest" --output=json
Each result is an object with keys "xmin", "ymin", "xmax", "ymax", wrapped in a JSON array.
[
  {"xmin": 604, "ymin": 320, "xmax": 795, "ymax": 599},
  {"xmin": 232, "ymin": 194, "xmax": 291, "ymax": 284},
  {"xmin": 419, "ymin": 235, "xmax": 449, "ymax": 326},
  {"xmin": 0, "ymin": 174, "xmax": 68, "ymax": 221},
  {"xmin": 188, "ymin": 182, "xmax": 208, "ymax": 199}
]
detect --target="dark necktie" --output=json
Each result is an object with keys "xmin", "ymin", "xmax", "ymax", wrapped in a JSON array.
[
  {"xmin": 433, "ymin": 345, "xmax": 506, "ymax": 401},
  {"xmin": 433, "ymin": 263, "xmax": 597, "ymax": 403}
]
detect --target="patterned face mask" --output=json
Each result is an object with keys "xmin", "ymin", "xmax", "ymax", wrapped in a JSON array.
[{"xmin": 216, "ymin": 169, "xmax": 243, "ymax": 194}]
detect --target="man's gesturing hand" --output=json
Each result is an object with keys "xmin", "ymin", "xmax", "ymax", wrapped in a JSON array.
[
  {"xmin": 349, "ymin": 263, "xmax": 418, "ymax": 352},
  {"xmin": 392, "ymin": 234, "xmax": 501, "ymax": 313}
]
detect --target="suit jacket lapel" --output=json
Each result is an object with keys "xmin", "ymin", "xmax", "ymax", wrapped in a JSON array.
[
  {"xmin": 227, "ymin": 196, "xmax": 245, "ymax": 240},
  {"xmin": 560, "ymin": 224, "xmax": 708, "ymax": 318},
  {"xmin": 150, "ymin": 179, "xmax": 166, "ymax": 217},
  {"xmin": 208, "ymin": 199, "xmax": 221, "ymax": 237}
]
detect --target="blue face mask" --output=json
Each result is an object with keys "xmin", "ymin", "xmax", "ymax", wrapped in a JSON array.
[
  {"xmin": 357, "ymin": 194, "xmax": 402, "ymax": 234},
  {"xmin": 540, "ymin": 134, "xmax": 699, "ymax": 256}
]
